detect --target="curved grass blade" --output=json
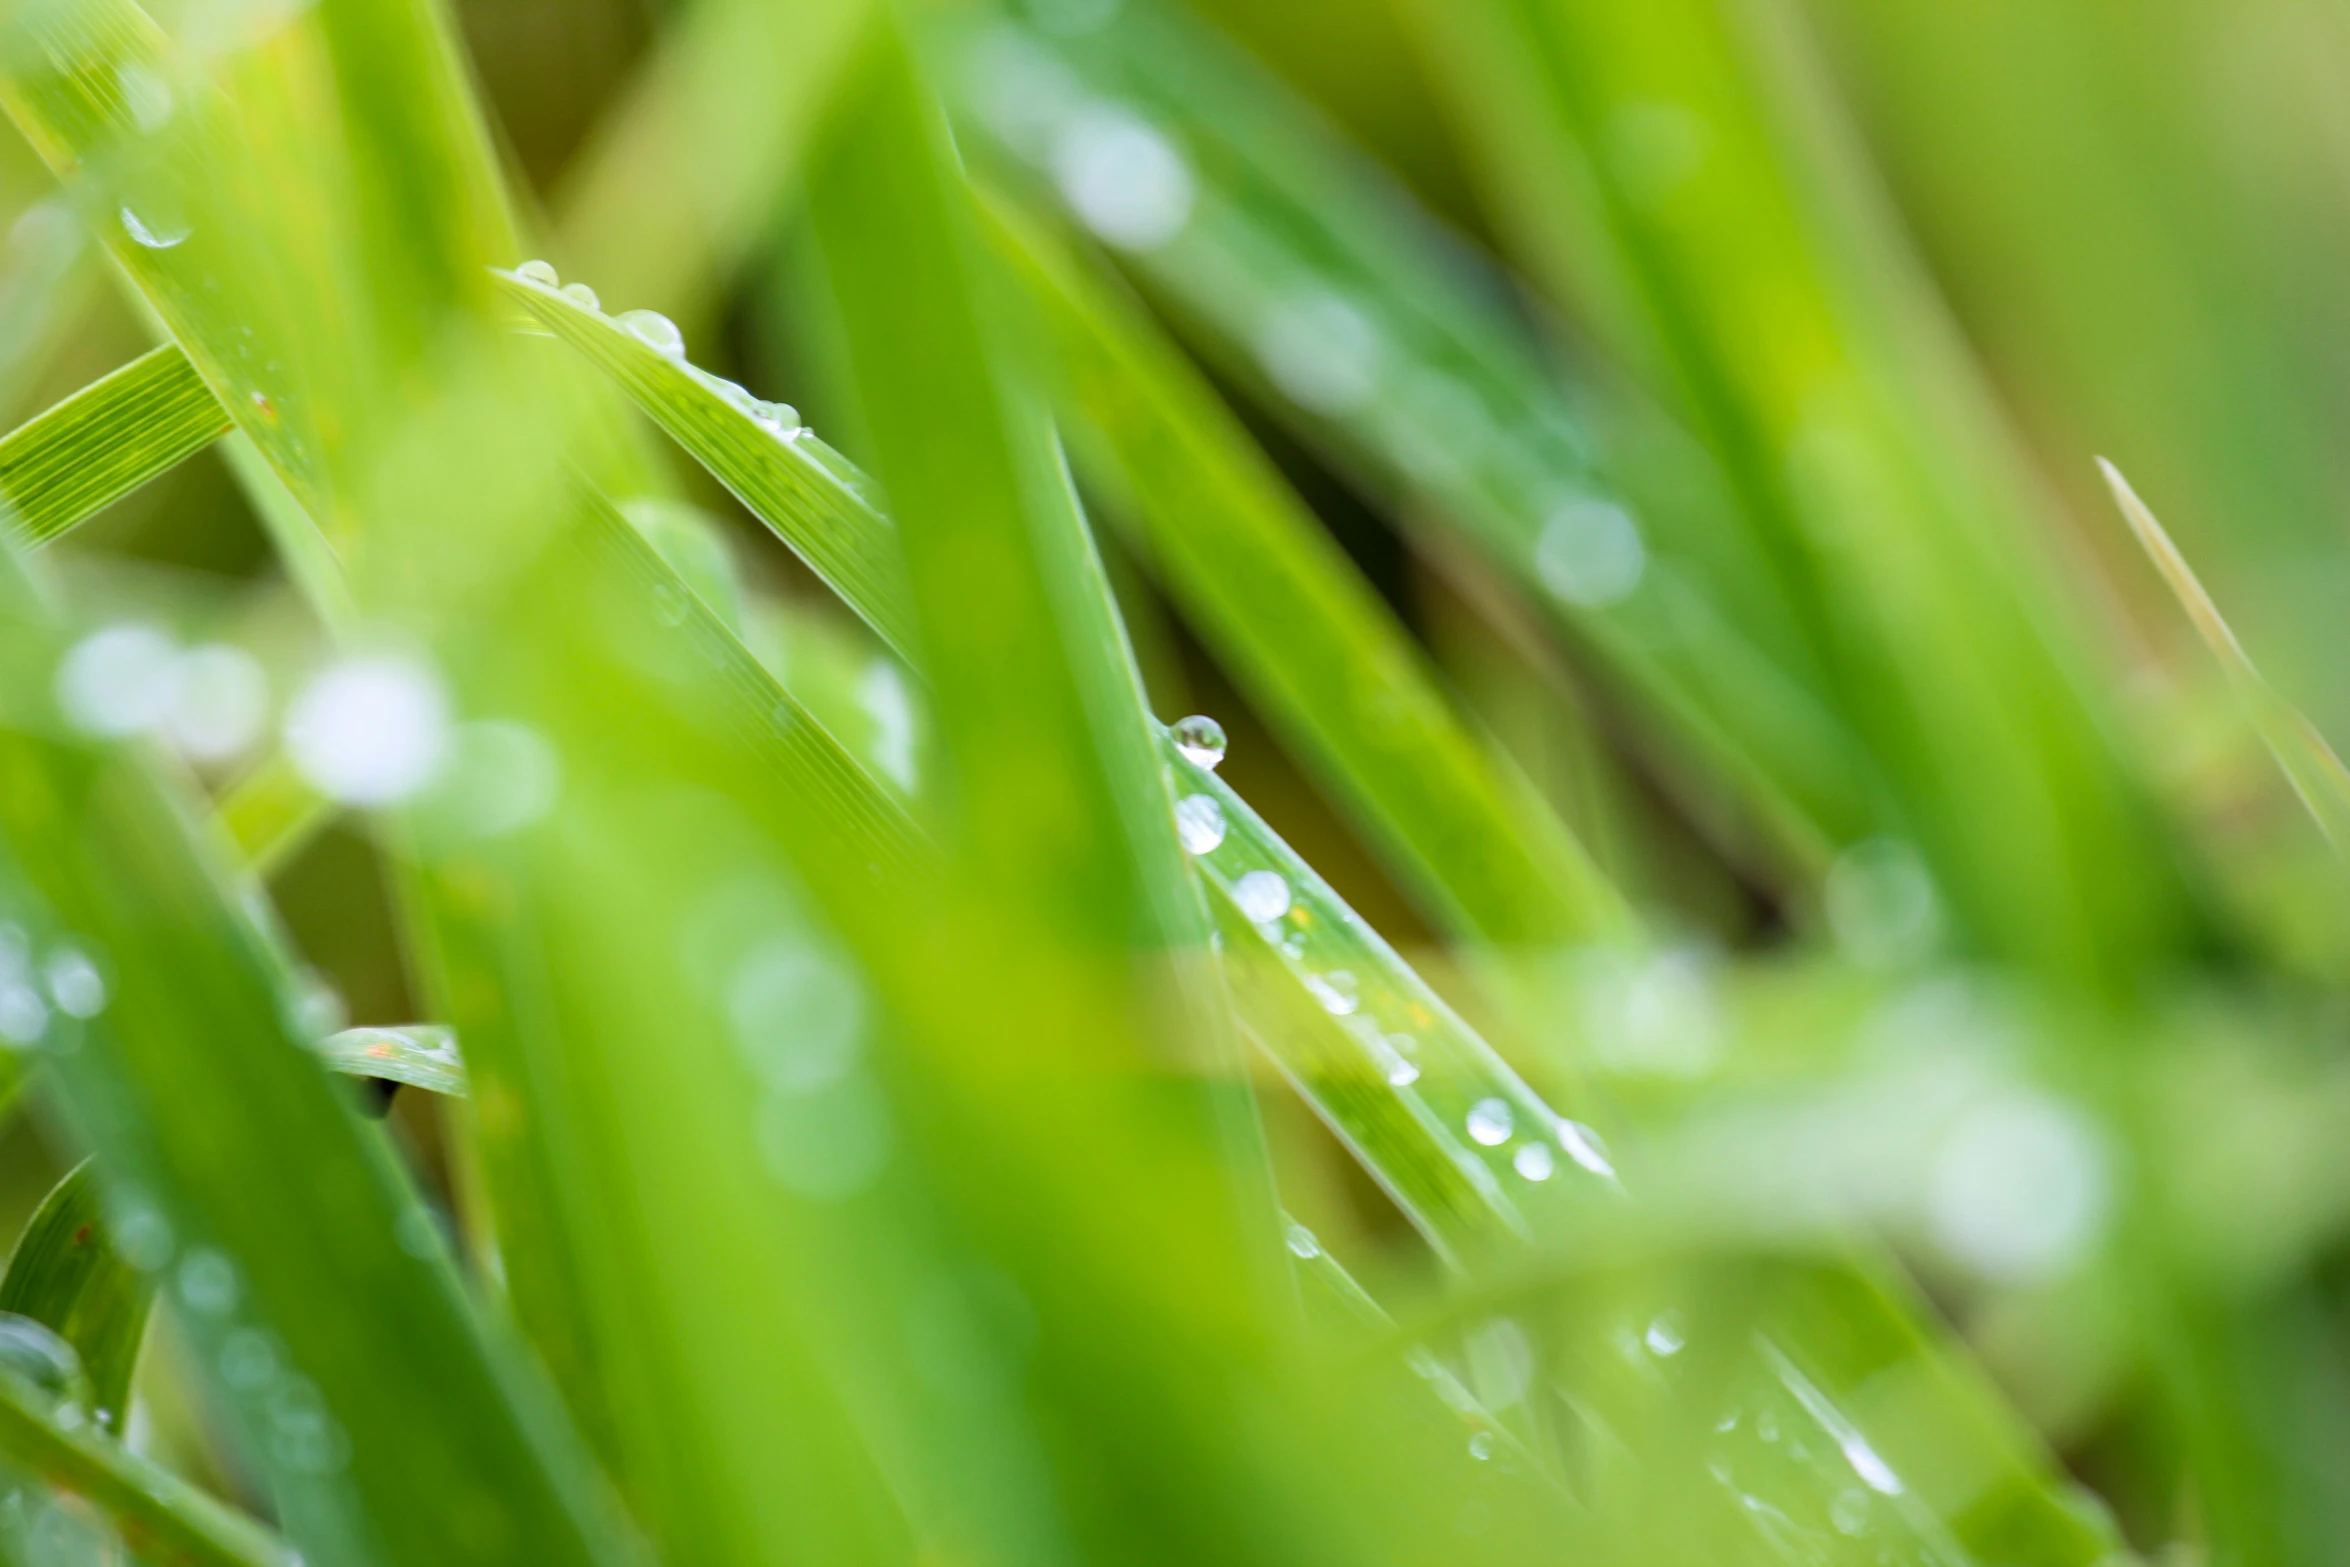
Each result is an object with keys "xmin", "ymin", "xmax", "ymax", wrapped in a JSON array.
[
  {"xmin": 0, "ymin": 1362, "xmax": 291, "ymax": 1567},
  {"xmin": 314, "ymin": 1025, "xmax": 466, "ymax": 1099},
  {"xmin": 0, "ymin": 346, "xmax": 227, "ymax": 547},
  {"xmin": 0, "ymin": 1159, "xmax": 150, "ymax": 1436},
  {"xmin": 984, "ymin": 195, "xmax": 1629, "ymax": 948},
  {"xmin": 0, "ymin": 549, "xmax": 633, "ymax": 1567},
  {"xmin": 2101, "ymin": 458, "xmax": 2350, "ymax": 854}
]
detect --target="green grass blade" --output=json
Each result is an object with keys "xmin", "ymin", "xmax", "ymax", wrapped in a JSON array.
[
  {"xmin": 496, "ymin": 272, "xmax": 917, "ymax": 658},
  {"xmin": 942, "ymin": 4, "xmax": 1868, "ymax": 868},
  {"xmin": 0, "ymin": 1159, "xmax": 152, "ymax": 1436},
  {"xmin": 215, "ymin": 750, "xmax": 337, "ymax": 880},
  {"xmin": 984, "ymin": 193, "xmax": 1630, "ymax": 948},
  {"xmin": 315, "ymin": 1025, "xmax": 467, "ymax": 1098},
  {"xmin": 0, "ymin": 1363, "xmax": 291, "ymax": 1567},
  {"xmin": 0, "ymin": 346, "xmax": 227, "ymax": 547},
  {"xmin": 2101, "ymin": 459, "xmax": 2350, "ymax": 854},
  {"xmin": 0, "ymin": 553, "xmax": 632, "ymax": 1567}
]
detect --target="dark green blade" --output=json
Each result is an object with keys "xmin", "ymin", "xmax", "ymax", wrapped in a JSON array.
[{"xmin": 0, "ymin": 1159, "xmax": 151, "ymax": 1435}]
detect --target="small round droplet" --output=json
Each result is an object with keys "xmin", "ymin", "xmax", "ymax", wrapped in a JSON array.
[
  {"xmin": 514, "ymin": 259, "xmax": 560, "ymax": 288},
  {"xmin": 1306, "ymin": 970, "xmax": 1358, "ymax": 1016},
  {"xmin": 617, "ymin": 309, "xmax": 684, "ymax": 357},
  {"xmin": 1232, "ymin": 869, "xmax": 1290, "ymax": 923},
  {"xmin": 43, "ymin": 946, "xmax": 105, "ymax": 1018},
  {"xmin": 1174, "ymin": 794, "xmax": 1225, "ymax": 855},
  {"xmin": 177, "ymin": 1247, "xmax": 239, "ymax": 1316},
  {"xmin": 1284, "ymin": 1223, "xmax": 1320, "ymax": 1259},
  {"xmin": 752, "ymin": 399, "xmax": 803, "ymax": 435},
  {"xmin": 1558, "ymin": 1119, "xmax": 1616, "ymax": 1179},
  {"xmin": 1466, "ymin": 1098, "xmax": 1514, "ymax": 1147},
  {"xmin": 1467, "ymin": 1430, "xmax": 1495, "ymax": 1462},
  {"xmin": 1643, "ymin": 1315, "xmax": 1685, "ymax": 1357},
  {"xmin": 561, "ymin": 281, "xmax": 600, "ymax": 311},
  {"xmin": 284, "ymin": 655, "xmax": 451, "ymax": 807},
  {"xmin": 1512, "ymin": 1142, "xmax": 1555, "ymax": 1181},
  {"xmin": 1170, "ymin": 714, "xmax": 1227, "ymax": 771},
  {"xmin": 0, "ymin": 1315, "xmax": 89, "ymax": 1418},
  {"xmin": 119, "ymin": 206, "xmax": 189, "ymax": 249},
  {"xmin": 1830, "ymin": 1489, "xmax": 1870, "ymax": 1537},
  {"xmin": 1386, "ymin": 1059, "xmax": 1420, "ymax": 1087}
]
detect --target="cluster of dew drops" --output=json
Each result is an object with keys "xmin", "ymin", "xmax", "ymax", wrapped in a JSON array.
[
  {"xmin": 1165, "ymin": 714, "xmax": 1616, "ymax": 1190},
  {"xmin": 511, "ymin": 259, "xmax": 806, "ymax": 440}
]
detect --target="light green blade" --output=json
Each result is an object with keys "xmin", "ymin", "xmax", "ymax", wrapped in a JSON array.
[
  {"xmin": 982, "ymin": 193, "xmax": 1630, "ymax": 949},
  {"xmin": 315, "ymin": 1025, "xmax": 468, "ymax": 1099},
  {"xmin": 2102, "ymin": 459, "xmax": 2350, "ymax": 856},
  {"xmin": 0, "ymin": 346, "xmax": 227, "ymax": 547},
  {"xmin": 0, "ymin": 1361, "xmax": 291, "ymax": 1567},
  {"xmin": 0, "ymin": 1158, "xmax": 151, "ymax": 1436}
]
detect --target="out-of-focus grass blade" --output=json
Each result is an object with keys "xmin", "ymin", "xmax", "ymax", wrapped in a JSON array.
[
  {"xmin": 0, "ymin": 1159, "xmax": 151, "ymax": 1435},
  {"xmin": 0, "ymin": 1362, "xmax": 291, "ymax": 1567},
  {"xmin": 942, "ymin": 5, "xmax": 1868, "ymax": 869},
  {"xmin": 522, "ymin": 174, "xmax": 2115, "ymax": 1561},
  {"xmin": 215, "ymin": 750, "xmax": 336, "ymax": 880},
  {"xmin": 2101, "ymin": 458, "xmax": 2350, "ymax": 855},
  {"xmin": 0, "ymin": 346, "xmax": 227, "ymax": 547},
  {"xmin": 0, "ymin": 552, "xmax": 631, "ymax": 1567},
  {"xmin": 315, "ymin": 1025, "xmax": 467, "ymax": 1099},
  {"xmin": 984, "ymin": 195, "xmax": 1630, "ymax": 949}
]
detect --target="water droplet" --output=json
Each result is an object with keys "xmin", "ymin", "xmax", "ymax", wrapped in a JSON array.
[
  {"xmin": 1926, "ymin": 1091, "xmax": 2106, "ymax": 1282},
  {"xmin": 1826, "ymin": 838, "xmax": 1942, "ymax": 968},
  {"xmin": 1279, "ymin": 932, "xmax": 1306, "ymax": 959},
  {"xmin": 219, "ymin": 1327, "xmax": 277, "ymax": 1390},
  {"xmin": 757, "ymin": 1075, "xmax": 893, "ymax": 1199},
  {"xmin": 1232, "ymin": 869, "xmax": 1289, "ymax": 923},
  {"xmin": 1467, "ymin": 1430, "xmax": 1494, "ymax": 1461},
  {"xmin": 1466, "ymin": 1098, "xmax": 1513, "ymax": 1146},
  {"xmin": 1386, "ymin": 1058, "xmax": 1420, "ymax": 1087},
  {"xmin": 561, "ymin": 281, "xmax": 600, "ymax": 311},
  {"xmin": 1644, "ymin": 1315, "xmax": 1685, "ymax": 1357},
  {"xmin": 1174, "ymin": 794, "xmax": 1225, "ymax": 855},
  {"xmin": 56, "ymin": 623, "xmax": 179, "ymax": 736},
  {"xmin": 514, "ymin": 259, "xmax": 560, "ymax": 288},
  {"xmin": 1558, "ymin": 1119, "xmax": 1616, "ymax": 1179},
  {"xmin": 1254, "ymin": 291, "xmax": 1385, "ymax": 416},
  {"xmin": 115, "ymin": 63, "xmax": 175, "ymax": 133},
  {"xmin": 1512, "ymin": 1141, "xmax": 1555, "ymax": 1181},
  {"xmin": 1284, "ymin": 1223, "xmax": 1320, "ymax": 1259},
  {"xmin": 119, "ymin": 205, "xmax": 188, "ymax": 249},
  {"xmin": 111, "ymin": 1205, "xmax": 172, "ymax": 1272},
  {"xmin": 284, "ymin": 654, "xmax": 451, "ymax": 807},
  {"xmin": 729, "ymin": 937, "xmax": 865, "ymax": 1092},
  {"xmin": 428, "ymin": 720, "xmax": 561, "ymax": 839},
  {"xmin": 1052, "ymin": 108, "xmax": 1193, "ymax": 251},
  {"xmin": 0, "ymin": 1315, "xmax": 88, "ymax": 1417},
  {"xmin": 752, "ymin": 399, "xmax": 803, "ymax": 436},
  {"xmin": 1757, "ymin": 1409, "xmax": 1779, "ymax": 1443},
  {"xmin": 1831, "ymin": 1489, "xmax": 1870, "ymax": 1537},
  {"xmin": 1170, "ymin": 714, "xmax": 1227, "ymax": 770},
  {"xmin": 164, "ymin": 644, "xmax": 268, "ymax": 761},
  {"xmin": 176, "ymin": 1248, "xmax": 238, "ymax": 1316},
  {"xmin": 617, "ymin": 309, "xmax": 685, "ymax": 357},
  {"xmin": 1535, "ymin": 498, "xmax": 1646, "ymax": 607},
  {"xmin": 43, "ymin": 945, "xmax": 104, "ymax": 1018},
  {"xmin": 0, "ymin": 987, "xmax": 45, "ymax": 1046},
  {"xmin": 1306, "ymin": 970, "xmax": 1358, "ymax": 1015}
]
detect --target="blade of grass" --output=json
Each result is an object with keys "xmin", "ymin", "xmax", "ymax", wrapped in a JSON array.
[
  {"xmin": 982, "ymin": 192, "xmax": 1629, "ymax": 950},
  {"xmin": 0, "ymin": 546, "xmax": 633, "ymax": 1567},
  {"xmin": 517, "ymin": 194, "xmax": 2122, "ymax": 1565},
  {"xmin": 0, "ymin": 1159, "xmax": 151, "ymax": 1436},
  {"xmin": 2100, "ymin": 458, "xmax": 2350, "ymax": 854},
  {"xmin": 0, "ymin": 346, "xmax": 227, "ymax": 547},
  {"xmin": 0, "ymin": 1362, "xmax": 291, "ymax": 1567},
  {"xmin": 315, "ymin": 1025, "xmax": 467, "ymax": 1098}
]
